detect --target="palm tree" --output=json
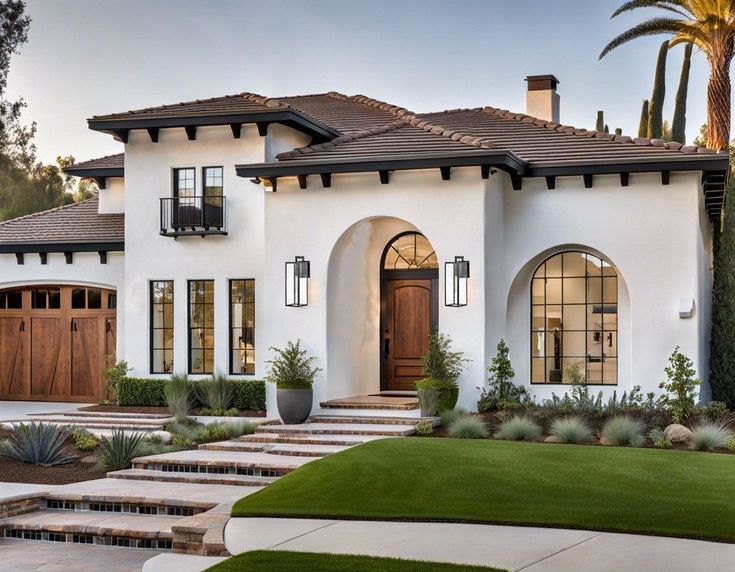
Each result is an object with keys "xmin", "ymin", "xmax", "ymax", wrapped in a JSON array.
[{"xmin": 600, "ymin": 1, "xmax": 735, "ymax": 151}]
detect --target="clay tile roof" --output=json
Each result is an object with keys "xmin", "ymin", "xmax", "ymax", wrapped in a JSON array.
[
  {"xmin": 90, "ymin": 93, "xmax": 283, "ymax": 120},
  {"xmin": 0, "ymin": 197, "xmax": 124, "ymax": 249},
  {"xmin": 64, "ymin": 153, "xmax": 124, "ymax": 172}
]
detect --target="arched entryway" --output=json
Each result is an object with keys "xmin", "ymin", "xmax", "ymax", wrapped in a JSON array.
[
  {"xmin": 380, "ymin": 232, "xmax": 438, "ymax": 391},
  {"xmin": 0, "ymin": 285, "xmax": 117, "ymax": 402}
]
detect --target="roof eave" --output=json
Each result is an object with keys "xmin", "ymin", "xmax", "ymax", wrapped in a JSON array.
[
  {"xmin": 527, "ymin": 155, "xmax": 730, "ymax": 177},
  {"xmin": 62, "ymin": 167, "xmax": 124, "ymax": 178},
  {"xmin": 87, "ymin": 109, "xmax": 340, "ymax": 143},
  {"xmin": 0, "ymin": 241, "xmax": 125, "ymax": 254}
]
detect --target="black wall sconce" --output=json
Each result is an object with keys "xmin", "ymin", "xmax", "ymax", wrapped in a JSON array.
[
  {"xmin": 445, "ymin": 256, "xmax": 470, "ymax": 307},
  {"xmin": 286, "ymin": 256, "xmax": 310, "ymax": 307}
]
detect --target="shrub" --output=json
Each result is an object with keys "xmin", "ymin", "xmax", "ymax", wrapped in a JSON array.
[
  {"xmin": 147, "ymin": 433, "xmax": 163, "ymax": 445},
  {"xmin": 224, "ymin": 408, "xmax": 240, "ymax": 417},
  {"xmin": 0, "ymin": 422, "xmax": 75, "ymax": 466},
  {"xmin": 440, "ymin": 408, "xmax": 471, "ymax": 427},
  {"xmin": 117, "ymin": 378, "xmax": 167, "ymax": 406},
  {"xmin": 97, "ymin": 429, "xmax": 146, "ymax": 471},
  {"xmin": 416, "ymin": 378, "xmax": 457, "ymax": 413},
  {"xmin": 166, "ymin": 419, "xmax": 204, "ymax": 442},
  {"xmin": 104, "ymin": 356, "xmax": 131, "ymax": 403},
  {"xmin": 549, "ymin": 416, "xmax": 594, "ymax": 444},
  {"xmin": 171, "ymin": 434, "xmax": 196, "ymax": 449},
  {"xmin": 477, "ymin": 339, "xmax": 532, "ymax": 412},
  {"xmin": 602, "ymin": 416, "xmax": 646, "ymax": 447},
  {"xmin": 704, "ymin": 401, "xmax": 730, "ymax": 421},
  {"xmin": 417, "ymin": 387, "xmax": 441, "ymax": 417},
  {"xmin": 414, "ymin": 420, "xmax": 434, "ymax": 436},
  {"xmin": 164, "ymin": 372, "xmax": 192, "ymax": 419},
  {"xmin": 200, "ymin": 422, "xmax": 230, "ymax": 442},
  {"xmin": 541, "ymin": 382, "xmax": 604, "ymax": 417},
  {"xmin": 232, "ymin": 380, "xmax": 266, "ymax": 411},
  {"xmin": 449, "ymin": 416, "xmax": 489, "ymax": 439},
  {"xmin": 422, "ymin": 330, "xmax": 467, "ymax": 384},
  {"xmin": 71, "ymin": 428, "xmax": 99, "ymax": 451},
  {"xmin": 495, "ymin": 415, "xmax": 542, "ymax": 441},
  {"xmin": 225, "ymin": 421, "xmax": 255, "ymax": 438},
  {"xmin": 266, "ymin": 340, "xmax": 321, "ymax": 389},
  {"xmin": 648, "ymin": 427, "xmax": 672, "ymax": 449},
  {"xmin": 195, "ymin": 370, "xmax": 233, "ymax": 413},
  {"xmin": 658, "ymin": 346, "xmax": 701, "ymax": 423},
  {"xmin": 137, "ymin": 441, "xmax": 169, "ymax": 456},
  {"xmin": 727, "ymin": 435, "xmax": 735, "ymax": 453},
  {"xmin": 691, "ymin": 421, "xmax": 732, "ymax": 451}
]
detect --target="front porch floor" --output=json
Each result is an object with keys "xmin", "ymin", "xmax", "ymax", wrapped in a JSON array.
[{"xmin": 320, "ymin": 395, "xmax": 419, "ymax": 410}]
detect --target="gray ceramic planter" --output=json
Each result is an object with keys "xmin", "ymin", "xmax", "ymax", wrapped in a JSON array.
[{"xmin": 276, "ymin": 388, "xmax": 313, "ymax": 424}]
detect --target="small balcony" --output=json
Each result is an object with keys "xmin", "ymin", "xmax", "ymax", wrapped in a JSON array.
[{"xmin": 160, "ymin": 196, "xmax": 227, "ymax": 237}]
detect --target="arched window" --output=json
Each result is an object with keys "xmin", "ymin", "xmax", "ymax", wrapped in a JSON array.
[
  {"xmin": 382, "ymin": 232, "xmax": 438, "ymax": 270},
  {"xmin": 530, "ymin": 251, "xmax": 617, "ymax": 385}
]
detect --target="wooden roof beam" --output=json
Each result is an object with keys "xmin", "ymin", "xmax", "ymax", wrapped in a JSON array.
[
  {"xmin": 379, "ymin": 170, "xmax": 390, "ymax": 184},
  {"xmin": 297, "ymin": 175, "xmax": 307, "ymax": 189},
  {"xmin": 230, "ymin": 123, "xmax": 242, "ymax": 139},
  {"xmin": 510, "ymin": 173, "xmax": 523, "ymax": 191},
  {"xmin": 583, "ymin": 174, "xmax": 593, "ymax": 189},
  {"xmin": 661, "ymin": 171, "xmax": 670, "ymax": 185},
  {"xmin": 147, "ymin": 127, "xmax": 159, "ymax": 143},
  {"xmin": 257, "ymin": 122, "xmax": 269, "ymax": 136},
  {"xmin": 440, "ymin": 166, "xmax": 451, "ymax": 181},
  {"xmin": 620, "ymin": 173, "xmax": 629, "ymax": 187},
  {"xmin": 320, "ymin": 173, "xmax": 332, "ymax": 188},
  {"xmin": 185, "ymin": 125, "xmax": 197, "ymax": 141},
  {"xmin": 545, "ymin": 176, "xmax": 556, "ymax": 190}
]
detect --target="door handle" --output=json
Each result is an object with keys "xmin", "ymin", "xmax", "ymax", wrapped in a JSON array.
[
  {"xmin": 384, "ymin": 338, "xmax": 390, "ymax": 359},
  {"xmin": 70, "ymin": 319, "xmax": 77, "ymax": 332}
]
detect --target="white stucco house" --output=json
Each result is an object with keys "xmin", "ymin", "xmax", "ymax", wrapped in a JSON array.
[{"xmin": 0, "ymin": 75, "xmax": 728, "ymax": 413}]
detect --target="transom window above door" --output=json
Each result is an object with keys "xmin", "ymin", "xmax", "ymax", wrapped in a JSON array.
[
  {"xmin": 530, "ymin": 251, "xmax": 618, "ymax": 385},
  {"xmin": 383, "ymin": 232, "xmax": 438, "ymax": 270}
]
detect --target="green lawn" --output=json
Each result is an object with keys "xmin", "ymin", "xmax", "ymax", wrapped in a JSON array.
[
  {"xmin": 206, "ymin": 550, "xmax": 504, "ymax": 571},
  {"xmin": 232, "ymin": 438, "xmax": 735, "ymax": 543}
]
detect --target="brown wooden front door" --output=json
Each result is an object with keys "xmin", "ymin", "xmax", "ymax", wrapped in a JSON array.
[
  {"xmin": 382, "ymin": 278, "xmax": 438, "ymax": 391},
  {"xmin": 0, "ymin": 286, "xmax": 116, "ymax": 402}
]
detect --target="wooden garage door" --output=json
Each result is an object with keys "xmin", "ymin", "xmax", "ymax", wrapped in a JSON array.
[{"xmin": 0, "ymin": 286, "xmax": 116, "ymax": 402}]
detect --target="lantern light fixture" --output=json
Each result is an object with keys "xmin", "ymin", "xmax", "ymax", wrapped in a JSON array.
[
  {"xmin": 445, "ymin": 256, "xmax": 470, "ymax": 307},
  {"xmin": 285, "ymin": 256, "xmax": 310, "ymax": 307}
]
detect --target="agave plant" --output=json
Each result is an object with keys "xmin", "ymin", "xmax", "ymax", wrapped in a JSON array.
[
  {"xmin": 195, "ymin": 370, "xmax": 233, "ymax": 414},
  {"xmin": 97, "ymin": 429, "xmax": 146, "ymax": 471},
  {"xmin": 164, "ymin": 371, "xmax": 192, "ymax": 419},
  {"xmin": 0, "ymin": 422, "xmax": 75, "ymax": 466}
]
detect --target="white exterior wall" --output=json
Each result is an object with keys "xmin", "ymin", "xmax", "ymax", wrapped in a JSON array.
[
  {"xmin": 122, "ymin": 125, "xmax": 266, "ymax": 380},
  {"xmin": 99, "ymin": 176, "xmax": 125, "ymax": 214},
  {"xmin": 0, "ymin": 251, "xmax": 125, "ymax": 355}
]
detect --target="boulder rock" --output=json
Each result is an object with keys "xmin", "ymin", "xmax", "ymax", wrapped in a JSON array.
[
  {"xmin": 664, "ymin": 423, "xmax": 693, "ymax": 444},
  {"xmin": 544, "ymin": 435, "xmax": 564, "ymax": 443}
]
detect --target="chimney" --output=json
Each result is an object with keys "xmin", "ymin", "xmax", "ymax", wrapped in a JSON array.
[{"xmin": 525, "ymin": 75, "xmax": 560, "ymax": 123}]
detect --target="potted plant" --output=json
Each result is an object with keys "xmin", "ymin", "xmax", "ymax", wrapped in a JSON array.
[
  {"xmin": 266, "ymin": 340, "xmax": 321, "ymax": 424},
  {"xmin": 415, "ymin": 331, "xmax": 467, "ymax": 413}
]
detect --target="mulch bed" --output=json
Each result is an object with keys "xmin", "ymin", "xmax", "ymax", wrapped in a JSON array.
[{"xmin": 0, "ymin": 428, "xmax": 105, "ymax": 484}]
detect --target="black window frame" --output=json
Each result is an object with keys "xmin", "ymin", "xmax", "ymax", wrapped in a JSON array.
[
  {"xmin": 229, "ymin": 279, "xmax": 255, "ymax": 376},
  {"xmin": 173, "ymin": 167, "xmax": 196, "ymax": 200},
  {"xmin": 150, "ymin": 280, "xmax": 174, "ymax": 374},
  {"xmin": 187, "ymin": 279, "xmax": 215, "ymax": 375},
  {"xmin": 530, "ymin": 250, "xmax": 618, "ymax": 386}
]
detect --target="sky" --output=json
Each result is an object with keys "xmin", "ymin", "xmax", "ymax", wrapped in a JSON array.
[{"xmin": 6, "ymin": 0, "xmax": 714, "ymax": 165}]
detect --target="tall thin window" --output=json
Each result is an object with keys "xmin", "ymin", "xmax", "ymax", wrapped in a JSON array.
[
  {"xmin": 530, "ymin": 251, "xmax": 618, "ymax": 385},
  {"xmin": 202, "ymin": 166, "xmax": 224, "ymax": 229},
  {"xmin": 174, "ymin": 168, "xmax": 195, "ymax": 202},
  {"xmin": 151, "ymin": 281, "xmax": 174, "ymax": 374},
  {"xmin": 189, "ymin": 280, "xmax": 214, "ymax": 374},
  {"xmin": 230, "ymin": 280, "xmax": 255, "ymax": 375}
]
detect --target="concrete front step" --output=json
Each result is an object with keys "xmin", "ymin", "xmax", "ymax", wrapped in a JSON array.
[
  {"xmin": 256, "ymin": 422, "xmax": 416, "ymax": 437},
  {"xmin": 107, "ymin": 468, "xmax": 275, "ymax": 487},
  {"xmin": 131, "ymin": 449, "xmax": 315, "ymax": 477},
  {"xmin": 240, "ymin": 432, "xmax": 390, "ymax": 446},
  {"xmin": 34, "ymin": 410, "xmax": 173, "ymax": 420},
  {"xmin": 199, "ymin": 440, "xmax": 351, "ymax": 457},
  {"xmin": 0, "ymin": 509, "xmax": 177, "ymax": 550},
  {"xmin": 199, "ymin": 441, "xmax": 268, "ymax": 453},
  {"xmin": 45, "ymin": 478, "xmax": 249, "ymax": 514},
  {"xmin": 320, "ymin": 395, "xmax": 419, "ymax": 410},
  {"xmin": 3, "ymin": 417, "xmax": 168, "ymax": 431},
  {"xmin": 309, "ymin": 415, "xmax": 438, "ymax": 426}
]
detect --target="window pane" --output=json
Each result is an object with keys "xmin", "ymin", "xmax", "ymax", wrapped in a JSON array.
[
  {"xmin": 88, "ymin": 289, "xmax": 102, "ymax": 309},
  {"xmin": 531, "ymin": 305, "xmax": 545, "ymax": 330},
  {"xmin": 603, "ymin": 277, "xmax": 617, "ymax": 304},
  {"xmin": 71, "ymin": 288, "xmax": 86, "ymax": 309},
  {"xmin": 7, "ymin": 290, "xmax": 22, "ymax": 309},
  {"xmin": 531, "ymin": 279, "xmax": 544, "ymax": 305},
  {"xmin": 562, "ymin": 304, "xmax": 585, "ymax": 331},
  {"xmin": 531, "ymin": 358, "xmax": 545, "ymax": 383},
  {"xmin": 564, "ymin": 278, "xmax": 586, "ymax": 304},
  {"xmin": 545, "ymin": 278, "xmax": 562, "ymax": 304},
  {"xmin": 587, "ymin": 277, "xmax": 602, "ymax": 304},
  {"xmin": 383, "ymin": 233, "xmax": 437, "ymax": 269},
  {"xmin": 545, "ymin": 305, "xmax": 562, "ymax": 329},
  {"xmin": 31, "ymin": 289, "xmax": 47, "ymax": 309},
  {"xmin": 49, "ymin": 289, "xmax": 61, "ymax": 309},
  {"xmin": 151, "ymin": 281, "xmax": 174, "ymax": 374},
  {"xmin": 108, "ymin": 293, "xmax": 117, "ymax": 309},
  {"xmin": 563, "ymin": 252, "xmax": 586, "ymax": 276},
  {"xmin": 562, "ymin": 331, "xmax": 586, "ymax": 357},
  {"xmin": 603, "ymin": 359, "xmax": 618, "ymax": 384},
  {"xmin": 546, "ymin": 254, "xmax": 562, "ymax": 278},
  {"xmin": 230, "ymin": 279, "xmax": 255, "ymax": 375},
  {"xmin": 189, "ymin": 280, "xmax": 214, "ymax": 374}
]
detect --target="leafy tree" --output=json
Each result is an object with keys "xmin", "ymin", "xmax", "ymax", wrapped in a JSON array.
[
  {"xmin": 600, "ymin": 1, "xmax": 735, "ymax": 151},
  {"xmin": 477, "ymin": 339, "xmax": 532, "ymax": 411},
  {"xmin": 422, "ymin": 330, "xmax": 467, "ymax": 386},
  {"xmin": 671, "ymin": 43, "xmax": 693, "ymax": 144},
  {"xmin": 659, "ymin": 346, "xmax": 700, "ymax": 423}
]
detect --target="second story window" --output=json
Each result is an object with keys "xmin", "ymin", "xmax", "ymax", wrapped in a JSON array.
[
  {"xmin": 174, "ymin": 168, "xmax": 196, "ymax": 204},
  {"xmin": 203, "ymin": 166, "xmax": 224, "ymax": 228}
]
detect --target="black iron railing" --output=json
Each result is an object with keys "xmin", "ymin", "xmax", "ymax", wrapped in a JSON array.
[{"xmin": 159, "ymin": 196, "xmax": 227, "ymax": 237}]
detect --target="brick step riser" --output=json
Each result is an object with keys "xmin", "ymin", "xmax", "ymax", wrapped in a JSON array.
[
  {"xmin": 42, "ymin": 499, "xmax": 205, "ymax": 517},
  {"xmin": 309, "ymin": 417, "xmax": 422, "ymax": 426},
  {"xmin": 2, "ymin": 528, "xmax": 173, "ymax": 551},
  {"xmin": 319, "ymin": 403, "xmax": 418, "ymax": 411},
  {"xmin": 198, "ymin": 444, "xmax": 266, "ymax": 452},
  {"xmin": 256, "ymin": 427, "xmax": 413, "ymax": 437},
  {"xmin": 107, "ymin": 472, "xmax": 274, "ymax": 487},
  {"xmin": 131, "ymin": 461, "xmax": 292, "ymax": 478},
  {"xmin": 266, "ymin": 450, "xmax": 332, "ymax": 458},
  {"xmin": 241, "ymin": 436, "xmax": 365, "ymax": 446},
  {"xmin": 11, "ymin": 421, "xmax": 166, "ymax": 430},
  {"xmin": 33, "ymin": 412, "xmax": 172, "ymax": 420}
]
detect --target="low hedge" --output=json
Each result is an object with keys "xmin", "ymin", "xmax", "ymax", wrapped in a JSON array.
[{"xmin": 117, "ymin": 377, "xmax": 266, "ymax": 411}]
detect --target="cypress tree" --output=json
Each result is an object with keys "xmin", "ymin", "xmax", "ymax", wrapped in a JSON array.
[
  {"xmin": 671, "ymin": 43, "xmax": 693, "ymax": 145},
  {"xmin": 710, "ymin": 180, "xmax": 735, "ymax": 408},
  {"xmin": 604, "ymin": 124, "xmax": 609, "ymax": 133},
  {"xmin": 638, "ymin": 100, "xmax": 649, "ymax": 138},
  {"xmin": 596, "ymin": 111, "xmax": 604, "ymax": 132},
  {"xmin": 648, "ymin": 41, "xmax": 668, "ymax": 139}
]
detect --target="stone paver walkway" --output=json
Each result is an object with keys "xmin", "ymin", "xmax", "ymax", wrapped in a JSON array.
[{"xmin": 224, "ymin": 518, "xmax": 735, "ymax": 572}]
